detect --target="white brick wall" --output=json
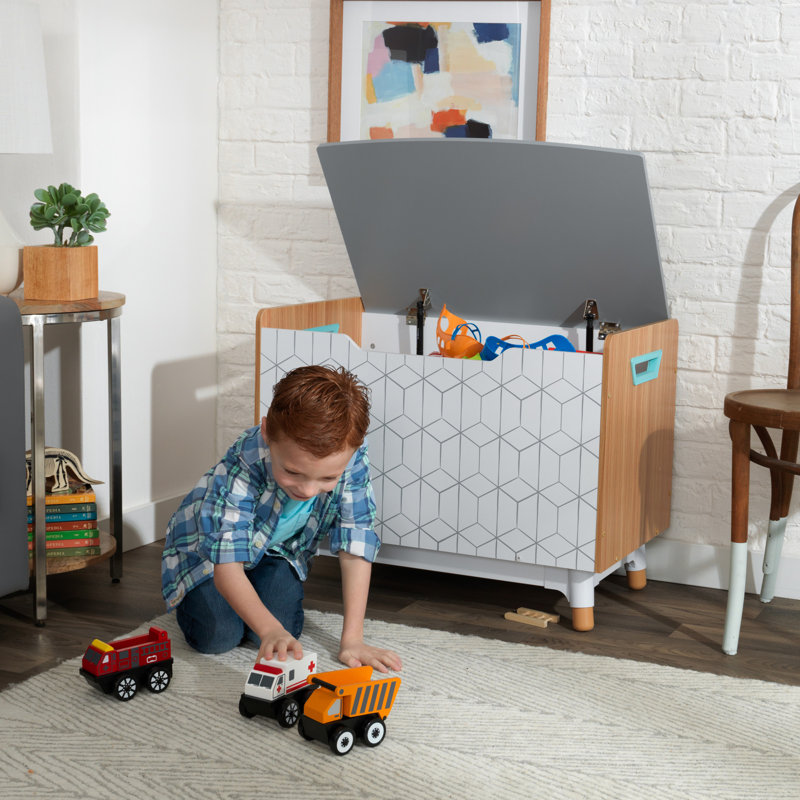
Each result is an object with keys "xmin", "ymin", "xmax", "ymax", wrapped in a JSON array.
[{"xmin": 218, "ymin": 0, "xmax": 800, "ymax": 561}]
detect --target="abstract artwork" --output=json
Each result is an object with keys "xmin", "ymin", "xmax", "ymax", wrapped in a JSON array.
[
  {"xmin": 361, "ymin": 21, "xmax": 521, "ymax": 140},
  {"xmin": 328, "ymin": 1, "xmax": 551, "ymax": 142}
]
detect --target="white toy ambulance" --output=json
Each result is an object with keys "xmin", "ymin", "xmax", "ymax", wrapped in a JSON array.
[{"xmin": 238, "ymin": 651, "xmax": 318, "ymax": 728}]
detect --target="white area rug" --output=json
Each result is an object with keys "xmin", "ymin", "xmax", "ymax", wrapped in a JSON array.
[{"xmin": 0, "ymin": 610, "xmax": 797, "ymax": 800}]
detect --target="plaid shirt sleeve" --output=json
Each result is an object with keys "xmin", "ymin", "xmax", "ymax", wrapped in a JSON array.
[
  {"xmin": 161, "ymin": 428, "xmax": 273, "ymax": 609},
  {"xmin": 326, "ymin": 444, "xmax": 380, "ymax": 562},
  {"xmin": 193, "ymin": 457, "xmax": 269, "ymax": 565}
]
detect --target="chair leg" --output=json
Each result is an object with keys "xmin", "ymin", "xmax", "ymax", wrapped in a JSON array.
[
  {"xmin": 723, "ymin": 420, "xmax": 751, "ymax": 656},
  {"xmin": 760, "ymin": 516, "xmax": 787, "ymax": 603},
  {"xmin": 761, "ymin": 434, "xmax": 798, "ymax": 605},
  {"xmin": 723, "ymin": 542, "xmax": 748, "ymax": 655}
]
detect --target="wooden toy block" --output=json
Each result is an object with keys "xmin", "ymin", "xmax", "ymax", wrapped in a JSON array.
[{"xmin": 504, "ymin": 607, "xmax": 560, "ymax": 628}]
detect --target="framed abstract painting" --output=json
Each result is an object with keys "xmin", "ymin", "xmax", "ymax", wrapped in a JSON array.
[{"xmin": 327, "ymin": 0, "xmax": 550, "ymax": 142}]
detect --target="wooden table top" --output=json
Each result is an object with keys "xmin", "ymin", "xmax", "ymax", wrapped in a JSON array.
[{"xmin": 7, "ymin": 289, "xmax": 125, "ymax": 317}]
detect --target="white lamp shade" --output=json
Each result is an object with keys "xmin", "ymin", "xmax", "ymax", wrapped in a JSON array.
[
  {"xmin": 0, "ymin": 0, "xmax": 52, "ymax": 154},
  {"xmin": 0, "ymin": 211, "xmax": 22, "ymax": 293}
]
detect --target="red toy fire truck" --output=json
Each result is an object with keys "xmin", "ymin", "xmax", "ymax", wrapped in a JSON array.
[
  {"xmin": 239, "ymin": 652, "xmax": 318, "ymax": 728},
  {"xmin": 79, "ymin": 626, "xmax": 173, "ymax": 701}
]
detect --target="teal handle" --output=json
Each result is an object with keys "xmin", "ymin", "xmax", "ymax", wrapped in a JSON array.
[{"xmin": 630, "ymin": 350, "xmax": 662, "ymax": 385}]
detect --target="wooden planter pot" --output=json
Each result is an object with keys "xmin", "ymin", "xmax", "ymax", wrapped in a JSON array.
[{"xmin": 23, "ymin": 246, "xmax": 98, "ymax": 302}]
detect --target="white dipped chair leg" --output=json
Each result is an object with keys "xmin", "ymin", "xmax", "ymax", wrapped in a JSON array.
[
  {"xmin": 760, "ymin": 516, "xmax": 787, "ymax": 604},
  {"xmin": 723, "ymin": 541, "xmax": 748, "ymax": 656}
]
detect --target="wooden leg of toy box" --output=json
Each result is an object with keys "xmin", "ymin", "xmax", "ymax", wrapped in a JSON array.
[
  {"xmin": 567, "ymin": 569, "xmax": 595, "ymax": 631},
  {"xmin": 571, "ymin": 606, "xmax": 594, "ymax": 631},
  {"xmin": 626, "ymin": 569, "xmax": 647, "ymax": 590},
  {"xmin": 624, "ymin": 545, "xmax": 647, "ymax": 590}
]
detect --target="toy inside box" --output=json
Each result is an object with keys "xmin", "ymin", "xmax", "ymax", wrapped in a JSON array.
[{"xmin": 256, "ymin": 139, "xmax": 677, "ymax": 632}]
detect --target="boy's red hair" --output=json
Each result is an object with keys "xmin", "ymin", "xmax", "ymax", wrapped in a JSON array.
[{"xmin": 265, "ymin": 365, "xmax": 371, "ymax": 458}]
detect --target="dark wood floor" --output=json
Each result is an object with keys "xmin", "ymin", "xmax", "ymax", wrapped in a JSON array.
[{"xmin": 1, "ymin": 541, "xmax": 798, "ymax": 691}]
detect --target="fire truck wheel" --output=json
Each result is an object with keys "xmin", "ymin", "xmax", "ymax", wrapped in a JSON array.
[
  {"xmin": 114, "ymin": 674, "xmax": 138, "ymax": 701},
  {"xmin": 146, "ymin": 667, "xmax": 171, "ymax": 693},
  {"xmin": 362, "ymin": 718, "xmax": 386, "ymax": 747},
  {"xmin": 277, "ymin": 697, "xmax": 301, "ymax": 728},
  {"xmin": 329, "ymin": 726, "xmax": 355, "ymax": 756}
]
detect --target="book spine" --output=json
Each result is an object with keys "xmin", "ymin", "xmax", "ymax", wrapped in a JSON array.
[
  {"xmin": 27, "ymin": 509, "xmax": 98, "ymax": 523},
  {"xmin": 27, "ymin": 529, "xmax": 100, "ymax": 541},
  {"xmin": 26, "ymin": 492, "xmax": 97, "ymax": 506},
  {"xmin": 29, "ymin": 546, "xmax": 102, "ymax": 558},
  {"xmin": 27, "ymin": 502, "xmax": 97, "ymax": 518},
  {"xmin": 28, "ymin": 537, "xmax": 102, "ymax": 550},
  {"xmin": 27, "ymin": 519, "xmax": 99, "ymax": 533}
]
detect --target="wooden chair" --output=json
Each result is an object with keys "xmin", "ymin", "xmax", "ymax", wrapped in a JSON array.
[{"xmin": 722, "ymin": 193, "xmax": 800, "ymax": 655}]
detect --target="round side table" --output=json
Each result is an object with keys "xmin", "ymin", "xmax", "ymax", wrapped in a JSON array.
[{"xmin": 9, "ymin": 289, "xmax": 125, "ymax": 625}]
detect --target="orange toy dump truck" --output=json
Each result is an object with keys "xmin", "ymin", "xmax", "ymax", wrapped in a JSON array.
[
  {"xmin": 298, "ymin": 665, "xmax": 401, "ymax": 755},
  {"xmin": 79, "ymin": 626, "xmax": 173, "ymax": 701}
]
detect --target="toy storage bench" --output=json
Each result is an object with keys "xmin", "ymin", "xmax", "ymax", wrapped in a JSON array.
[{"xmin": 256, "ymin": 140, "xmax": 678, "ymax": 631}]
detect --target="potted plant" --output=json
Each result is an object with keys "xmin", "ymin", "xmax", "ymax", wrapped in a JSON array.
[{"xmin": 23, "ymin": 182, "xmax": 110, "ymax": 301}]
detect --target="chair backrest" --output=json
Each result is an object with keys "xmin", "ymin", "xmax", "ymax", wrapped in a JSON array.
[
  {"xmin": 0, "ymin": 296, "xmax": 28, "ymax": 597},
  {"xmin": 789, "ymin": 194, "xmax": 800, "ymax": 390}
]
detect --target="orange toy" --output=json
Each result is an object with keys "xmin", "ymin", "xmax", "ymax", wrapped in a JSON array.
[
  {"xmin": 298, "ymin": 665, "xmax": 401, "ymax": 755},
  {"xmin": 436, "ymin": 305, "xmax": 483, "ymax": 358}
]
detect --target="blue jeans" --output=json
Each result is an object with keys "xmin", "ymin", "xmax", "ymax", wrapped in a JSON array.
[{"xmin": 176, "ymin": 556, "xmax": 304, "ymax": 654}]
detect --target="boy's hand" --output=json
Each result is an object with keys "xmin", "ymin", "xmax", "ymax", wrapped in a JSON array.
[
  {"xmin": 338, "ymin": 639, "xmax": 402, "ymax": 673},
  {"xmin": 214, "ymin": 563, "xmax": 302, "ymax": 662},
  {"xmin": 257, "ymin": 625, "xmax": 303, "ymax": 663}
]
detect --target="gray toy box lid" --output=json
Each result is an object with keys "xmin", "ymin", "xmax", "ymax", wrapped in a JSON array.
[{"xmin": 317, "ymin": 139, "xmax": 668, "ymax": 330}]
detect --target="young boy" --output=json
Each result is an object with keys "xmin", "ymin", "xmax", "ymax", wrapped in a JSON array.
[{"xmin": 161, "ymin": 365, "xmax": 402, "ymax": 673}]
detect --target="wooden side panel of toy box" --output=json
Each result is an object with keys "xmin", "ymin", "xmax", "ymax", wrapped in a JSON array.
[
  {"xmin": 595, "ymin": 317, "xmax": 678, "ymax": 571},
  {"xmin": 256, "ymin": 299, "xmax": 677, "ymax": 575}
]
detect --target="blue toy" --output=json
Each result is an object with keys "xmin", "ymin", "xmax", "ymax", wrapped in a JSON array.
[{"xmin": 480, "ymin": 334, "xmax": 575, "ymax": 361}]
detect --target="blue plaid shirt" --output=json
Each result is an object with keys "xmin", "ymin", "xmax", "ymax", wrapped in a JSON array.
[{"xmin": 161, "ymin": 426, "xmax": 379, "ymax": 610}]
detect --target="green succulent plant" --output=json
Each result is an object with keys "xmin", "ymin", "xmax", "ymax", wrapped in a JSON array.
[{"xmin": 29, "ymin": 182, "xmax": 110, "ymax": 247}]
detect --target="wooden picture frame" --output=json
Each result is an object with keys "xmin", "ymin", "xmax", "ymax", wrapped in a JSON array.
[{"xmin": 327, "ymin": 0, "xmax": 551, "ymax": 142}]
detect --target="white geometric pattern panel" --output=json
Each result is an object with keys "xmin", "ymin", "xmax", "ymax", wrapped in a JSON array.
[{"xmin": 259, "ymin": 331, "xmax": 603, "ymax": 571}]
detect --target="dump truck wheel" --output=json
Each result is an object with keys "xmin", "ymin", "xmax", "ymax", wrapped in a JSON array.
[
  {"xmin": 146, "ymin": 666, "xmax": 170, "ymax": 693},
  {"xmin": 114, "ymin": 674, "xmax": 138, "ymax": 701},
  {"xmin": 329, "ymin": 726, "xmax": 355, "ymax": 756},
  {"xmin": 239, "ymin": 696, "xmax": 255, "ymax": 718},
  {"xmin": 297, "ymin": 718, "xmax": 313, "ymax": 740},
  {"xmin": 362, "ymin": 718, "xmax": 386, "ymax": 747},
  {"xmin": 277, "ymin": 697, "xmax": 301, "ymax": 728}
]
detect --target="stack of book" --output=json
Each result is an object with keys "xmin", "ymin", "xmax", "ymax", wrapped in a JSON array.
[{"xmin": 27, "ymin": 487, "xmax": 101, "ymax": 559}]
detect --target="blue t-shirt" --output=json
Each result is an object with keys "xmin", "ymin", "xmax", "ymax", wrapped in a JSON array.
[{"xmin": 271, "ymin": 498, "xmax": 315, "ymax": 545}]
